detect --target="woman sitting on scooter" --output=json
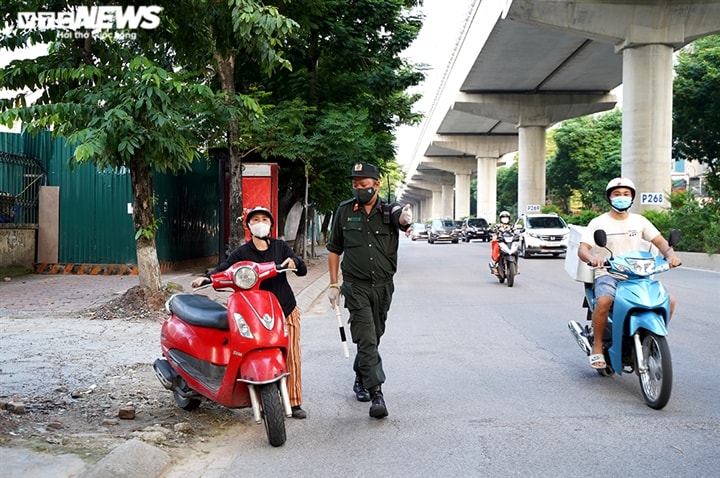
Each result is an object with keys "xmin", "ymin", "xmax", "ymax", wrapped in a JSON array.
[
  {"xmin": 191, "ymin": 206, "xmax": 309, "ymax": 418},
  {"xmin": 488, "ymin": 210, "xmax": 515, "ymax": 275}
]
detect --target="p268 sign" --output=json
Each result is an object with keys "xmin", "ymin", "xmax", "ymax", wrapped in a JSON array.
[{"xmin": 640, "ymin": 192, "xmax": 664, "ymax": 205}]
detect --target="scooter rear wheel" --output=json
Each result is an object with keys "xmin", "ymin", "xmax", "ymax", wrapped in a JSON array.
[
  {"xmin": 173, "ymin": 389, "xmax": 201, "ymax": 410},
  {"xmin": 638, "ymin": 332, "xmax": 672, "ymax": 410},
  {"xmin": 260, "ymin": 383, "xmax": 286, "ymax": 447}
]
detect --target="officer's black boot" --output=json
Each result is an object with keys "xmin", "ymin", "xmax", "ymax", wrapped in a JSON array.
[
  {"xmin": 368, "ymin": 385, "xmax": 388, "ymax": 419},
  {"xmin": 353, "ymin": 374, "xmax": 370, "ymax": 402}
]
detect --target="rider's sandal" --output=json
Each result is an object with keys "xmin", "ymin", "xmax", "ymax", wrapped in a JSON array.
[{"xmin": 589, "ymin": 353, "xmax": 606, "ymax": 369}]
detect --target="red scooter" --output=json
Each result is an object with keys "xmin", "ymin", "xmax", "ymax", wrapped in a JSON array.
[{"xmin": 153, "ymin": 261, "xmax": 292, "ymax": 447}]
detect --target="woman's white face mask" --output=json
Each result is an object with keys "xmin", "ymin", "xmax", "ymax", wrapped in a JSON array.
[{"xmin": 249, "ymin": 222, "xmax": 271, "ymax": 238}]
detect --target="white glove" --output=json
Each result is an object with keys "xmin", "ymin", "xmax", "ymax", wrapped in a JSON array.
[
  {"xmin": 328, "ymin": 285, "xmax": 341, "ymax": 307},
  {"xmin": 400, "ymin": 204, "xmax": 412, "ymax": 225}
]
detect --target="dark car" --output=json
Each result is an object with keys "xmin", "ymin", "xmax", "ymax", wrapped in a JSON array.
[
  {"xmin": 461, "ymin": 217, "xmax": 491, "ymax": 242},
  {"xmin": 427, "ymin": 219, "xmax": 459, "ymax": 244}
]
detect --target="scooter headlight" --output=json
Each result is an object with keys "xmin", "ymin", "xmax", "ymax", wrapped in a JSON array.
[
  {"xmin": 623, "ymin": 257, "xmax": 656, "ymax": 276},
  {"xmin": 233, "ymin": 266, "xmax": 258, "ymax": 289},
  {"xmin": 233, "ymin": 312, "xmax": 254, "ymax": 339}
]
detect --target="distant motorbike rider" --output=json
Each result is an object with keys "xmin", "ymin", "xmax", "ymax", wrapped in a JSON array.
[{"xmin": 489, "ymin": 211, "xmax": 515, "ymax": 275}]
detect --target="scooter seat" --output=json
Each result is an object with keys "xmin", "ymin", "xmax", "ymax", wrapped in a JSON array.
[{"xmin": 169, "ymin": 294, "xmax": 229, "ymax": 330}]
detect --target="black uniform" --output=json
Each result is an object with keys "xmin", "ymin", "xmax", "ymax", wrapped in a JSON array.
[{"xmin": 326, "ymin": 197, "xmax": 408, "ymax": 390}]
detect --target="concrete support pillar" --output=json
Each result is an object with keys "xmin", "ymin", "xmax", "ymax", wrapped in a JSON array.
[
  {"xmin": 476, "ymin": 157, "xmax": 497, "ymax": 222},
  {"xmin": 621, "ymin": 44, "xmax": 674, "ymax": 212},
  {"xmin": 431, "ymin": 193, "xmax": 443, "ymax": 219},
  {"xmin": 517, "ymin": 126, "xmax": 547, "ymax": 216},
  {"xmin": 455, "ymin": 172, "xmax": 472, "ymax": 219},
  {"xmin": 441, "ymin": 184, "xmax": 454, "ymax": 218}
]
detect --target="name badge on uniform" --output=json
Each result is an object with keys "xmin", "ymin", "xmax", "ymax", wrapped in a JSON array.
[{"xmin": 347, "ymin": 217, "xmax": 361, "ymax": 222}]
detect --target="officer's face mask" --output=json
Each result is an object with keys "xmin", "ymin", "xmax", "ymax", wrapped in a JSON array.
[
  {"xmin": 610, "ymin": 196, "xmax": 633, "ymax": 212},
  {"xmin": 354, "ymin": 187, "xmax": 376, "ymax": 205},
  {"xmin": 249, "ymin": 222, "xmax": 271, "ymax": 238}
]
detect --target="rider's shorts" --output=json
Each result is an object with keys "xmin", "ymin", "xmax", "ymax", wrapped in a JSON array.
[{"xmin": 594, "ymin": 275, "xmax": 619, "ymax": 298}]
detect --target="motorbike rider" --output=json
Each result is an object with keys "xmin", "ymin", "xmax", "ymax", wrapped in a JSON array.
[
  {"xmin": 488, "ymin": 210, "xmax": 515, "ymax": 275},
  {"xmin": 577, "ymin": 177, "xmax": 682, "ymax": 370},
  {"xmin": 191, "ymin": 206, "xmax": 309, "ymax": 418}
]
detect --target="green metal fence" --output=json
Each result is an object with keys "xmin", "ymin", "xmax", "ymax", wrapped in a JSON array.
[{"xmin": 0, "ymin": 130, "xmax": 219, "ymax": 264}]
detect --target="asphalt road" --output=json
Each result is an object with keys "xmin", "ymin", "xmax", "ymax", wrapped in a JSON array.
[{"xmin": 163, "ymin": 237, "xmax": 720, "ymax": 478}]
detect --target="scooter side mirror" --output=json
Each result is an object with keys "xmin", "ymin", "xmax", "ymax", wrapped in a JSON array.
[
  {"xmin": 668, "ymin": 229, "xmax": 681, "ymax": 248},
  {"xmin": 593, "ymin": 229, "xmax": 608, "ymax": 248}
]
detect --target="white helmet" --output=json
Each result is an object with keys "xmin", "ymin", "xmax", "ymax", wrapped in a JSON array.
[
  {"xmin": 245, "ymin": 206, "xmax": 274, "ymax": 227},
  {"xmin": 605, "ymin": 177, "xmax": 636, "ymax": 202}
]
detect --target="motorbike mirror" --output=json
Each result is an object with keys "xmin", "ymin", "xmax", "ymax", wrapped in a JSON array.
[
  {"xmin": 593, "ymin": 229, "xmax": 608, "ymax": 248},
  {"xmin": 668, "ymin": 229, "xmax": 681, "ymax": 248}
]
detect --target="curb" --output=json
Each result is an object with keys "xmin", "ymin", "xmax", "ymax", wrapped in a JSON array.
[
  {"xmin": 675, "ymin": 251, "xmax": 720, "ymax": 272},
  {"xmin": 296, "ymin": 270, "xmax": 330, "ymax": 313}
]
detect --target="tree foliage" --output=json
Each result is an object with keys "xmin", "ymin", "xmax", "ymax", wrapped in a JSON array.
[
  {"xmin": 1, "ymin": 0, "xmax": 426, "ymax": 265},
  {"xmin": 547, "ymin": 109, "xmax": 622, "ymax": 211},
  {"xmin": 0, "ymin": 0, "xmax": 294, "ymax": 289},
  {"xmin": 236, "ymin": 0, "xmax": 425, "ymax": 216},
  {"xmin": 496, "ymin": 160, "xmax": 518, "ymax": 217},
  {"xmin": 673, "ymin": 34, "xmax": 720, "ymax": 199}
]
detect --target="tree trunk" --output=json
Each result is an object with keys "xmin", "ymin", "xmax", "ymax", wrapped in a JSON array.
[
  {"xmin": 129, "ymin": 154, "xmax": 162, "ymax": 291},
  {"xmin": 294, "ymin": 206, "xmax": 306, "ymax": 256},
  {"xmin": 321, "ymin": 212, "xmax": 332, "ymax": 243},
  {"xmin": 214, "ymin": 52, "xmax": 244, "ymax": 249}
]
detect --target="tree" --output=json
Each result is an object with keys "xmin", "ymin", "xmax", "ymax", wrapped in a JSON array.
[
  {"xmin": 496, "ymin": 160, "xmax": 518, "ymax": 217},
  {"xmin": 238, "ymin": 1, "xmax": 425, "ymax": 221},
  {"xmin": 153, "ymin": 0, "xmax": 297, "ymax": 249},
  {"xmin": 547, "ymin": 109, "xmax": 622, "ymax": 210},
  {"xmin": 673, "ymin": 34, "xmax": 720, "ymax": 199},
  {"xmin": 0, "ymin": 0, "xmax": 293, "ymax": 290}
]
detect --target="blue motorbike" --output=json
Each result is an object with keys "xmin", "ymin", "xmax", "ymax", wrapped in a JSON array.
[{"xmin": 568, "ymin": 229, "xmax": 681, "ymax": 409}]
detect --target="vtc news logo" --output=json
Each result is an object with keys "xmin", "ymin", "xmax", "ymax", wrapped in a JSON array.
[{"xmin": 17, "ymin": 5, "xmax": 163, "ymax": 31}]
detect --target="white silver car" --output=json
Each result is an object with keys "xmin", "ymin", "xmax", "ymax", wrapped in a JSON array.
[{"xmin": 514, "ymin": 213, "xmax": 569, "ymax": 258}]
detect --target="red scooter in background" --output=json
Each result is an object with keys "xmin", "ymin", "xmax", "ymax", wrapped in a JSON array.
[{"xmin": 153, "ymin": 261, "xmax": 292, "ymax": 447}]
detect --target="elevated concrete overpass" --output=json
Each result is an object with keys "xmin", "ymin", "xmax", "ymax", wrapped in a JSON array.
[{"xmin": 397, "ymin": 0, "xmax": 720, "ymax": 223}]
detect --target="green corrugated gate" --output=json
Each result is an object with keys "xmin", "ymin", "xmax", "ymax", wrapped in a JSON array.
[{"xmin": 0, "ymin": 131, "xmax": 219, "ymax": 264}]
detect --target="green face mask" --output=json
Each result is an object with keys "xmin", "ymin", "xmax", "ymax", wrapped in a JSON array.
[{"xmin": 354, "ymin": 187, "xmax": 376, "ymax": 205}]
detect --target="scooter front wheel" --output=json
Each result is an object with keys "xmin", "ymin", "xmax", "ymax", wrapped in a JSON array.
[
  {"xmin": 497, "ymin": 260, "xmax": 505, "ymax": 283},
  {"xmin": 638, "ymin": 332, "xmax": 672, "ymax": 410},
  {"xmin": 260, "ymin": 383, "xmax": 286, "ymax": 447},
  {"xmin": 507, "ymin": 262, "xmax": 516, "ymax": 287}
]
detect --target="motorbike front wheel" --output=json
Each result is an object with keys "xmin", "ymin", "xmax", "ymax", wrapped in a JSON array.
[
  {"xmin": 260, "ymin": 383, "xmax": 287, "ymax": 447},
  {"xmin": 507, "ymin": 262, "xmax": 516, "ymax": 287},
  {"xmin": 638, "ymin": 332, "xmax": 672, "ymax": 410},
  {"xmin": 496, "ymin": 259, "xmax": 505, "ymax": 283}
]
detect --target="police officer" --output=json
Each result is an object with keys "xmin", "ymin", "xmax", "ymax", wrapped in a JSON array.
[{"xmin": 326, "ymin": 162, "xmax": 412, "ymax": 419}]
